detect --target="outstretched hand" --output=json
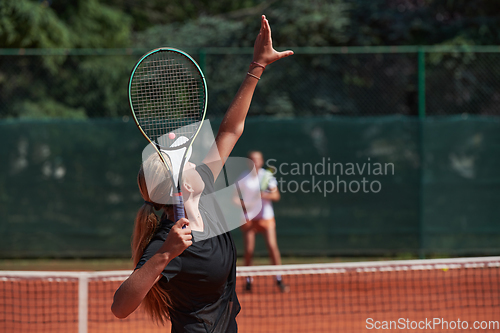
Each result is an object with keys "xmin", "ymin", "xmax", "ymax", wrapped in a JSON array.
[{"xmin": 253, "ymin": 15, "xmax": 293, "ymax": 67}]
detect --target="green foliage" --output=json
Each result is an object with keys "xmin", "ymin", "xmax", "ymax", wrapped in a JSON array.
[
  {"xmin": 0, "ymin": 0, "xmax": 132, "ymax": 119},
  {"xmin": 347, "ymin": 0, "xmax": 500, "ymax": 46},
  {"xmin": 66, "ymin": 0, "xmax": 131, "ymax": 48},
  {"xmin": 0, "ymin": 0, "xmax": 71, "ymax": 48},
  {"xmin": 53, "ymin": 56, "xmax": 133, "ymax": 117},
  {"xmin": 134, "ymin": 0, "xmax": 351, "ymax": 48},
  {"xmin": 2, "ymin": 0, "xmax": 500, "ymax": 119},
  {"xmin": 266, "ymin": 0, "xmax": 351, "ymax": 46},
  {"xmin": 101, "ymin": 0, "xmax": 265, "ymax": 31},
  {"xmin": 12, "ymin": 100, "xmax": 86, "ymax": 119},
  {"xmin": 133, "ymin": 0, "xmax": 500, "ymax": 49},
  {"xmin": 134, "ymin": 16, "xmax": 246, "ymax": 48}
]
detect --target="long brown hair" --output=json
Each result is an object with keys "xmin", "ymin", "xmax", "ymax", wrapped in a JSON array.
[{"xmin": 132, "ymin": 152, "xmax": 174, "ymax": 325}]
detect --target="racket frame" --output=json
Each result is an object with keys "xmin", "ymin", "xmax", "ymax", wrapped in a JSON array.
[{"xmin": 128, "ymin": 47, "xmax": 208, "ymax": 222}]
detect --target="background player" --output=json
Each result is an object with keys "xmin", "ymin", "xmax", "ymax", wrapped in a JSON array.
[{"xmin": 239, "ymin": 150, "xmax": 289, "ymax": 292}]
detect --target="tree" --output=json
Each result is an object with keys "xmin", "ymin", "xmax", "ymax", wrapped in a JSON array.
[
  {"xmin": 347, "ymin": 0, "xmax": 500, "ymax": 46},
  {"xmin": 0, "ymin": 1, "xmax": 70, "ymax": 49},
  {"xmin": 133, "ymin": 0, "xmax": 351, "ymax": 48},
  {"xmin": 0, "ymin": 0, "xmax": 132, "ymax": 118},
  {"xmin": 2, "ymin": 0, "xmax": 500, "ymax": 118},
  {"xmin": 100, "ymin": 0, "xmax": 267, "ymax": 31}
]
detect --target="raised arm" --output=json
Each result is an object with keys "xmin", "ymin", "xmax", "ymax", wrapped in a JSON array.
[{"xmin": 203, "ymin": 15, "xmax": 293, "ymax": 179}]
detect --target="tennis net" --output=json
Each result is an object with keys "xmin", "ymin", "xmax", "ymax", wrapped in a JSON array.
[{"xmin": 0, "ymin": 257, "xmax": 499, "ymax": 333}]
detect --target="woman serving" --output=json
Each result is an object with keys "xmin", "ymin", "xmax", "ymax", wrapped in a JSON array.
[{"xmin": 111, "ymin": 16, "xmax": 293, "ymax": 333}]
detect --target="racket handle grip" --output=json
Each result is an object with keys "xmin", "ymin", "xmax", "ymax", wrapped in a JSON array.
[{"xmin": 173, "ymin": 193, "xmax": 186, "ymax": 228}]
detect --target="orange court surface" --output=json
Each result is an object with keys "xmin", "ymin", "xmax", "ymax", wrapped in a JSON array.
[{"xmin": 1, "ymin": 257, "xmax": 499, "ymax": 333}]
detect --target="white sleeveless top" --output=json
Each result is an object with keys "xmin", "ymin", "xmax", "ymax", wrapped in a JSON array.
[{"xmin": 238, "ymin": 168, "xmax": 277, "ymax": 221}]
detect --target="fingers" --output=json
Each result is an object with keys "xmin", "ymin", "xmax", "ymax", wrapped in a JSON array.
[
  {"xmin": 183, "ymin": 232, "xmax": 193, "ymax": 244},
  {"xmin": 160, "ymin": 218, "xmax": 192, "ymax": 258},
  {"xmin": 262, "ymin": 15, "xmax": 270, "ymax": 42},
  {"xmin": 253, "ymin": 15, "xmax": 293, "ymax": 66},
  {"xmin": 174, "ymin": 218, "xmax": 192, "ymax": 243},
  {"xmin": 277, "ymin": 50, "xmax": 294, "ymax": 59},
  {"xmin": 265, "ymin": 16, "xmax": 271, "ymax": 38},
  {"xmin": 175, "ymin": 217, "xmax": 190, "ymax": 229}
]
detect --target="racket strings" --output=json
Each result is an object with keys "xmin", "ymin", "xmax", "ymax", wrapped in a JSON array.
[{"xmin": 130, "ymin": 51, "xmax": 205, "ymax": 146}]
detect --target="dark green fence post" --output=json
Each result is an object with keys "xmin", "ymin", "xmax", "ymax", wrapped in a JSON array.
[
  {"xmin": 418, "ymin": 48, "xmax": 426, "ymax": 119},
  {"xmin": 418, "ymin": 47, "xmax": 426, "ymax": 258}
]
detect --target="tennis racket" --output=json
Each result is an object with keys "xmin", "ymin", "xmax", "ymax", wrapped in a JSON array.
[{"xmin": 128, "ymin": 48, "xmax": 207, "ymax": 223}]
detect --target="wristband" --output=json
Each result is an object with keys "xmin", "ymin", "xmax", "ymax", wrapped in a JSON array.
[
  {"xmin": 251, "ymin": 61, "xmax": 266, "ymax": 69},
  {"xmin": 246, "ymin": 72, "xmax": 260, "ymax": 80}
]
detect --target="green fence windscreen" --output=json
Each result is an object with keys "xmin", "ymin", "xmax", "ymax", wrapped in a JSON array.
[{"xmin": 1, "ymin": 117, "xmax": 499, "ymax": 258}]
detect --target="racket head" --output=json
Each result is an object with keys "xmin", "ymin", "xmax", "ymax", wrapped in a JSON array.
[{"xmin": 128, "ymin": 48, "xmax": 207, "ymax": 149}]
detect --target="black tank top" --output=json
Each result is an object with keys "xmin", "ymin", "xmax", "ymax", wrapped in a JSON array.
[{"xmin": 136, "ymin": 164, "xmax": 240, "ymax": 333}]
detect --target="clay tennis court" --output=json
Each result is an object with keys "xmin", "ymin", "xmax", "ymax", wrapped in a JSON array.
[{"xmin": 1, "ymin": 258, "xmax": 499, "ymax": 333}]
